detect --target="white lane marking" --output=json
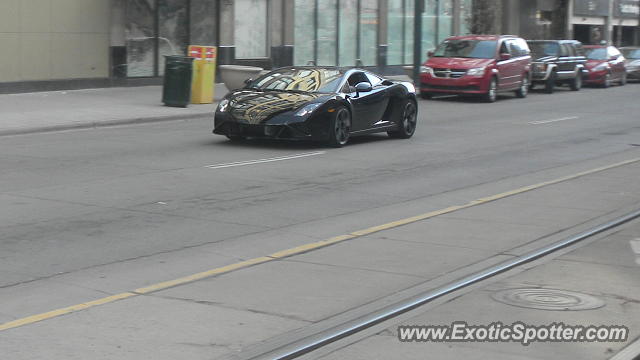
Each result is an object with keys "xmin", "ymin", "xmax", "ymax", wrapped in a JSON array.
[
  {"xmin": 529, "ymin": 116, "xmax": 579, "ymax": 125},
  {"xmin": 205, "ymin": 151, "xmax": 326, "ymax": 169}
]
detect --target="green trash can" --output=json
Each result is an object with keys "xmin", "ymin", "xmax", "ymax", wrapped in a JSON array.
[{"xmin": 162, "ymin": 55, "xmax": 194, "ymax": 107}]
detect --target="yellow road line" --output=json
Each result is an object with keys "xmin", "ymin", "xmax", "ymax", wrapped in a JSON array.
[{"xmin": 2, "ymin": 156, "xmax": 639, "ymax": 332}]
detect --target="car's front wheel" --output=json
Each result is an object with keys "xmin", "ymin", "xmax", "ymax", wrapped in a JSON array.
[
  {"xmin": 388, "ymin": 100, "xmax": 417, "ymax": 139},
  {"xmin": 570, "ymin": 73, "xmax": 582, "ymax": 91},
  {"xmin": 483, "ymin": 78, "xmax": 498, "ymax": 103},
  {"xmin": 515, "ymin": 76, "xmax": 529, "ymax": 98},
  {"xmin": 327, "ymin": 107, "xmax": 351, "ymax": 147},
  {"xmin": 544, "ymin": 72, "xmax": 556, "ymax": 94},
  {"xmin": 620, "ymin": 73, "xmax": 627, "ymax": 86}
]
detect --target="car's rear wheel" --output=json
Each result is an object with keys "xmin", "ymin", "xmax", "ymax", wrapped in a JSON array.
[
  {"xmin": 570, "ymin": 73, "xmax": 582, "ymax": 91},
  {"xmin": 388, "ymin": 100, "xmax": 417, "ymax": 139},
  {"xmin": 483, "ymin": 78, "xmax": 497, "ymax": 103},
  {"xmin": 620, "ymin": 73, "xmax": 627, "ymax": 86},
  {"xmin": 327, "ymin": 107, "xmax": 350, "ymax": 148},
  {"xmin": 515, "ymin": 76, "xmax": 529, "ymax": 98},
  {"xmin": 544, "ymin": 72, "xmax": 556, "ymax": 94}
]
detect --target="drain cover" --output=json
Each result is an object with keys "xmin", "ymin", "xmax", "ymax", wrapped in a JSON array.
[{"xmin": 491, "ymin": 288, "xmax": 605, "ymax": 311}]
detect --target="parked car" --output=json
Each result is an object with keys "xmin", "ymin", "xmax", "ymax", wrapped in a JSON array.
[
  {"xmin": 527, "ymin": 40, "xmax": 586, "ymax": 93},
  {"xmin": 583, "ymin": 45, "xmax": 627, "ymax": 87},
  {"xmin": 620, "ymin": 47, "xmax": 640, "ymax": 81},
  {"xmin": 419, "ymin": 35, "xmax": 531, "ymax": 103},
  {"xmin": 213, "ymin": 67, "xmax": 418, "ymax": 147}
]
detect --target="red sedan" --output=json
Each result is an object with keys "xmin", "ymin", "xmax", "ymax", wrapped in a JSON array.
[{"xmin": 583, "ymin": 45, "xmax": 627, "ymax": 87}]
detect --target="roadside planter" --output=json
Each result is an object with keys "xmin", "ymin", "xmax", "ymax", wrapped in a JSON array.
[{"xmin": 219, "ymin": 65, "xmax": 265, "ymax": 91}]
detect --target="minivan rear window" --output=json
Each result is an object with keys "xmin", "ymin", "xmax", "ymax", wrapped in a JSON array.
[{"xmin": 433, "ymin": 40, "xmax": 497, "ymax": 59}]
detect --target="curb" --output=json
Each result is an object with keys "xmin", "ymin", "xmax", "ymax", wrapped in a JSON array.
[{"xmin": 0, "ymin": 112, "xmax": 213, "ymax": 137}]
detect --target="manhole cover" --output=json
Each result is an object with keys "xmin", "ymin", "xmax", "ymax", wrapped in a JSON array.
[{"xmin": 491, "ymin": 288, "xmax": 605, "ymax": 311}]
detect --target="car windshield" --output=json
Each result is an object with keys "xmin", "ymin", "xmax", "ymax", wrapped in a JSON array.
[
  {"xmin": 621, "ymin": 49, "xmax": 640, "ymax": 59},
  {"xmin": 585, "ymin": 48, "xmax": 607, "ymax": 60},
  {"xmin": 432, "ymin": 40, "xmax": 497, "ymax": 59},
  {"xmin": 248, "ymin": 68, "xmax": 344, "ymax": 93},
  {"xmin": 528, "ymin": 42, "xmax": 560, "ymax": 57}
]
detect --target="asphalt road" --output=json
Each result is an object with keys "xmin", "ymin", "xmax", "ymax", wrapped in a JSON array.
[{"xmin": 1, "ymin": 84, "xmax": 640, "ymax": 359}]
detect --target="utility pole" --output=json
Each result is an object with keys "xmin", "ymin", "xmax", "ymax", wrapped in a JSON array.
[
  {"xmin": 413, "ymin": 0, "xmax": 424, "ymax": 87},
  {"xmin": 605, "ymin": 0, "xmax": 614, "ymax": 44}
]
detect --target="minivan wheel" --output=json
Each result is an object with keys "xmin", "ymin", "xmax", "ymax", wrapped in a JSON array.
[
  {"xmin": 515, "ymin": 76, "xmax": 529, "ymax": 98},
  {"xmin": 483, "ymin": 78, "xmax": 497, "ymax": 103},
  {"xmin": 570, "ymin": 73, "xmax": 582, "ymax": 91}
]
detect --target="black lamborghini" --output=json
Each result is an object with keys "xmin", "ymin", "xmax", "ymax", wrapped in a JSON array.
[{"xmin": 213, "ymin": 67, "xmax": 418, "ymax": 147}]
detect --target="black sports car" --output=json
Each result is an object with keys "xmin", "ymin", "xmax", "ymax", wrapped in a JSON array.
[{"xmin": 213, "ymin": 67, "xmax": 418, "ymax": 147}]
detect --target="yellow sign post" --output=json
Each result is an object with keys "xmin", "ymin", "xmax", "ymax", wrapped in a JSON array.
[{"xmin": 188, "ymin": 45, "xmax": 217, "ymax": 104}]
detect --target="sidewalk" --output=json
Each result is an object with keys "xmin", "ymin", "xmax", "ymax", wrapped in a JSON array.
[{"xmin": 0, "ymin": 84, "xmax": 228, "ymax": 136}]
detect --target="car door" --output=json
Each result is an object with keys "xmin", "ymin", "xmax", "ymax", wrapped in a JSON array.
[
  {"xmin": 496, "ymin": 39, "xmax": 518, "ymax": 89},
  {"xmin": 346, "ymin": 72, "xmax": 388, "ymax": 131},
  {"xmin": 608, "ymin": 47, "xmax": 625, "ymax": 79}
]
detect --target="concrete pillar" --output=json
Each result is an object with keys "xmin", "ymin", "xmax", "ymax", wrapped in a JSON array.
[
  {"xmin": 604, "ymin": 0, "xmax": 613, "ymax": 44},
  {"xmin": 218, "ymin": 0, "xmax": 235, "ymax": 64},
  {"xmin": 270, "ymin": 0, "xmax": 294, "ymax": 67},
  {"xmin": 502, "ymin": 0, "xmax": 519, "ymax": 35},
  {"xmin": 377, "ymin": 0, "xmax": 388, "ymax": 71},
  {"xmin": 566, "ymin": 0, "xmax": 574, "ymax": 39}
]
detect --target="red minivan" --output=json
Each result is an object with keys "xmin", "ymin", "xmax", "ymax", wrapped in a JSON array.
[{"xmin": 420, "ymin": 35, "xmax": 531, "ymax": 102}]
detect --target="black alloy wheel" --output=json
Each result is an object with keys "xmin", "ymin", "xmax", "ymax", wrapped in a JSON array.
[
  {"xmin": 388, "ymin": 100, "xmax": 417, "ymax": 139},
  {"xmin": 328, "ymin": 107, "xmax": 351, "ymax": 147}
]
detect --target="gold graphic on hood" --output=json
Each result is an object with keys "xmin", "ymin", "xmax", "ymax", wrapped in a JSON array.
[{"xmin": 230, "ymin": 92, "xmax": 320, "ymax": 124}]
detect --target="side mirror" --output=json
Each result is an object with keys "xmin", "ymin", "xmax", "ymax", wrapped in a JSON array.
[
  {"xmin": 244, "ymin": 78, "xmax": 253, "ymax": 86},
  {"xmin": 354, "ymin": 82, "xmax": 372, "ymax": 97},
  {"xmin": 499, "ymin": 53, "xmax": 511, "ymax": 61},
  {"xmin": 427, "ymin": 51, "xmax": 435, "ymax": 57}
]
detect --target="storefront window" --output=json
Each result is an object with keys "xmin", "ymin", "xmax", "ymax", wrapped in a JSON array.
[
  {"xmin": 460, "ymin": 0, "xmax": 472, "ymax": 34},
  {"xmin": 126, "ymin": 0, "xmax": 156, "ymax": 77},
  {"xmin": 158, "ymin": 0, "xmax": 189, "ymax": 75},
  {"xmin": 438, "ymin": 0, "xmax": 453, "ymax": 43},
  {"xmin": 294, "ymin": 1, "xmax": 315, "ymax": 65},
  {"xmin": 339, "ymin": 0, "xmax": 358, "ymax": 66},
  {"xmin": 317, "ymin": 0, "xmax": 338, "ymax": 65},
  {"xmin": 404, "ymin": 1, "xmax": 415, "ymax": 64},
  {"xmin": 360, "ymin": 0, "xmax": 378, "ymax": 66},
  {"xmin": 235, "ymin": 0, "xmax": 268, "ymax": 58},
  {"xmin": 387, "ymin": 0, "xmax": 405, "ymax": 65}
]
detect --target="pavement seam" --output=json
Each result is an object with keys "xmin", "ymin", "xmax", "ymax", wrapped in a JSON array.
[
  {"xmin": 1, "ymin": 156, "xmax": 640, "ymax": 332},
  {"xmin": 0, "ymin": 113, "xmax": 213, "ymax": 138}
]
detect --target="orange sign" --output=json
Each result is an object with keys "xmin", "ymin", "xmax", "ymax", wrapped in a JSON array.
[{"xmin": 188, "ymin": 45, "xmax": 217, "ymax": 60}]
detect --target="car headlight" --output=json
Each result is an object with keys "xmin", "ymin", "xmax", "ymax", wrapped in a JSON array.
[
  {"xmin": 533, "ymin": 63, "xmax": 547, "ymax": 72},
  {"xmin": 466, "ymin": 67, "xmax": 486, "ymax": 77},
  {"xmin": 592, "ymin": 63, "xmax": 609, "ymax": 72},
  {"xmin": 420, "ymin": 66, "xmax": 434, "ymax": 75},
  {"xmin": 217, "ymin": 99, "xmax": 230, "ymax": 112},
  {"xmin": 295, "ymin": 103, "xmax": 322, "ymax": 117}
]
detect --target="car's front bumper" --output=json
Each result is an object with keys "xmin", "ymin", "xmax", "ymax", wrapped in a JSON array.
[
  {"xmin": 419, "ymin": 74, "xmax": 486, "ymax": 95},
  {"xmin": 627, "ymin": 68, "xmax": 640, "ymax": 79},
  {"xmin": 213, "ymin": 113, "xmax": 322, "ymax": 140},
  {"xmin": 584, "ymin": 69, "xmax": 609, "ymax": 84}
]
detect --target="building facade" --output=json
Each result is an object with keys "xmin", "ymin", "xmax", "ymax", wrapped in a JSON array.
[{"xmin": 0, "ymin": 0, "xmax": 472, "ymax": 91}]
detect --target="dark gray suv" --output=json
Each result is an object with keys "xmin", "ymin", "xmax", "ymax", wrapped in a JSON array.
[{"xmin": 527, "ymin": 40, "xmax": 587, "ymax": 93}]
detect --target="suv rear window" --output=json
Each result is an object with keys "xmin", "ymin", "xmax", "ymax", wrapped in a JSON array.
[
  {"xmin": 433, "ymin": 40, "xmax": 497, "ymax": 59},
  {"xmin": 528, "ymin": 42, "xmax": 560, "ymax": 57}
]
